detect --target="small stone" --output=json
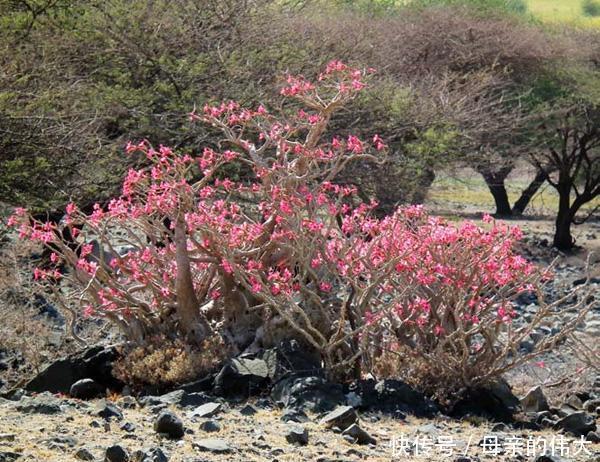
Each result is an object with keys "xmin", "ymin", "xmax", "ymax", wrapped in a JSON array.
[
  {"xmin": 540, "ymin": 417, "xmax": 556, "ymax": 428},
  {"xmin": 285, "ymin": 425, "xmax": 309, "ymax": 446},
  {"xmin": 417, "ymin": 423, "xmax": 439, "ymax": 435},
  {"xmin": 566, "ymin": 395, "xmax": 583, "ymax": 409},
  {"xmin": 199, "ymin": 420, "xmax": 220, "ymax": 433},
  {"xmin": 75, "ymin": 448, "xmax": 95, "ymax": 461},
  {"xmin": 239, "ymin": 404, "xmax": 257, "ymax": 416},
  {"xmin": 534, "ymin": 454, "xmax": 568, "ymax": 462},
  {"xmin": 281, "ymin": 408, "xmax": 308, "ymax": 423},
  {"xmin": 521, "ymin": 386, "xmax": 549, "ymax": 413},
  {"xmin": 491, "ymin": 423, "xmax": 509, "ymax": 432},
  {"xmin": 96, "ymin": 401, "xmax": 123, "ymax": 420},
  {"xmin": 117, "ymin": 396, "xmax": 137, "ymax": 409},
  {"xmin": 584, "ymin": 398, "xmax": 600, "ymax": 413},
  {"xmin": 0, "ymin": 434, "xmax": 15, "ymax": 442},
  {"xmin": 0, "ymin": 452, "xmax": 22, "ymax": 462},
  {"xmin": 16, "ymin": 394, "xmax": 62, "ymax": 415},
  {"xmin": 191, "ymin": 402, "xmax": 221, "ymax": 418},
  {"xmin": 319, "ymin": 406, "xmax": 358, "ymax": 431},
  {"xmin": 120, "ymin": 422, "xmax": 135, "ymax": 433},
  {"xmin": 105, "ymin": 444, "xmax": 129, "ymax": 462},
  {"xmin": 554, "ymin": 411, "xmax": 596, "ymax": 436},
  {"xmin": 154, "ymin": 411, "xmax": 184, "ymax": 439},
  {"xmin": 193, "ymin": 438, "xmax": 231, "ymax": 453},
  {"xmin": 535, "ymin": 411, "xmax": 553, "ymax": 423},
  {"xmin": 131, "ymin": 447, "xmax": 168, "ymax": 462},
  {"xmin": 70, "ymin": 379, "xmax": 103, "ymax": 400},
  {"xmin": 587, "ymin": 431, "xmax": 600, "ymax": 443},
  {"xmin": 341, "ymin": 424, "xmax": 376, "ymax": 445},
  {"xmin": 50, "ymin": 435, "xmax": 77, "ymax": 447},
  {"xmin": 342, "ymin": 434, "xmax": 355, "ymax": 444}
]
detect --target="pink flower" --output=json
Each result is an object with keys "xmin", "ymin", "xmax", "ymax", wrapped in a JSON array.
[
  {"xmin": 319, "ymin": 282, "xmax": 332, "ymax": 293},
  {"xmin": 346, "ymin": 135, "xmax": 363, "ymax": 154}
]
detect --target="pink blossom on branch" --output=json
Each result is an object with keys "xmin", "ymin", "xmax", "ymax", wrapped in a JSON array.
[{"xmin": 7, "ymin": 60, "xmax": 584, "ymax": 390}]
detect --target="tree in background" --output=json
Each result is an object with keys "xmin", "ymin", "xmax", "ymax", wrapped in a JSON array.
[{"xmin": 531, "ymin": 105, "xmax": 600, "ymax": 250}]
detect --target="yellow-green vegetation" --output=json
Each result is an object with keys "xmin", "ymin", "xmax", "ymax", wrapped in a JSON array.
[
  {"xmin": 428, "ymin": 170, "xmax": 600, "ymax": 215},
  {"xmin": 528, "ymin": 0, "xmax": 600, "ymax": 26}
]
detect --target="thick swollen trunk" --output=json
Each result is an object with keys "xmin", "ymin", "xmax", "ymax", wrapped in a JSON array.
[
  {"xmin": 174, "ymin": 215, "xmax": 210, "ymax": 343},
  {"xmin": 512, "ymin": 169, "xmax": 546, "ymax": 216},
  {"xmin": 553, "ymin": 189, "xmax": 574, "ymax": 250}
]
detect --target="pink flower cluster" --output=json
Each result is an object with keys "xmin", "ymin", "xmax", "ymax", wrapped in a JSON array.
[{"xmin": 8, "ymin": 61, "xmax": 546, "ymax": 362}]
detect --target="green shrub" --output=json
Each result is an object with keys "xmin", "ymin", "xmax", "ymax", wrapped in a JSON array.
[
  {"xmin": 583, "ymin": 0, "xmax": 600, "ymax": 17},
  {"xmin": 408, "ymin": 0, "xmax": 527, "ymax": 15}
]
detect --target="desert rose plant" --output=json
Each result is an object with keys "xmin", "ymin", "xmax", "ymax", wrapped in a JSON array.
[{"xmin": 9, "ymin": 61, "xmax": 593, "ymax": 391}]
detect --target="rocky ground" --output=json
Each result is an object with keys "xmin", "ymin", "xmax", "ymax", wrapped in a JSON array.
[
  {"xmin": 0, "ymin": 378, "xmax": 599, "ymax": 462},
  {"xmin": 0, "ymin": 208, "xmax": 599, "ymax": 462}
]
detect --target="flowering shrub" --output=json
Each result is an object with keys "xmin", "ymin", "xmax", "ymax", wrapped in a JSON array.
[{"xmin": 9, "ymin": 61, "xmax": 592, "ymax": 391}]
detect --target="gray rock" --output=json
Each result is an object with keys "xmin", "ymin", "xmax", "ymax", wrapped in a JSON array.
[
  {"xmin": 15, "ymin": 393, "xmax": 62, "ymax": 414},
  {"xmin": 285, "ymin": 425, "xmax": 309, "ymax": 446},
  {"xmin": 557, "ymin": 404, "xmax": 578, "ymax": 417},
  {"xmin": 105, "ymin": 445, "xmax": 129, "ymax": 462},
  {"xmin": 349, "ymin": 379, "xmax": 438, "ymax": 417},
  {"xmin": 0, "ymin": 434, "xmax": 15, "ymax": 442},
  {"xmin": 584, "ymin": 398, "xmax": 600, "ymax": 413},
  {"xmin": 0, "ymin": 452, "xmax": 22, "ymax": 462},
  {"xmin": 96, "ymin": 401, "xmax": 123, "ymax": 420},
  {"xmin": 147, "ymin": 390, "xmax": 211, "ymax": 409},
  {"xmin": 587, "ymin": 431, "xmax": 600, "ymax": 443},
  {"xmin": 154, "ymin": 411, "xmax": 184, "ymax": 439},
  {"xmin": 70, "ymin": 378, "xmax": 104, "ymax": 400},
  {"xmin": 120, "ymin": 422, "xmax": 135, "ymax": 433},
  {"xmin": 117, "ymin": 396, "xmax": 137, "ymax": 409},
  {"xmin": 554, "ymin": 411, "xmax": 596, "ymax": 436},
  {"xmin": 199, "ymin": 420, "xmax": 220, "ymax": 433},
  {"xmin": 131, "ymin": 447, "xmax": 168, "ymax": 462},
  {"xmin": 540, "ymin": 417, "xmax": 556, "ymax": 428},
  {"xmin": 521, "ymin": 386, "xmax": 549, "ymax": 413},
  {"xmin": 417, "ymin": 423, "xmax": 439, "ymax": 435},
  {"xmin": 214, "ymin": 356, "xmax": 273, "ymax": 397},
  {"xmin": 191, "ymin": 402, "xmax": 221, "ymax": 418},
  {"xmin": 519, "ymin": 340, "xmax": 535, "ymax": 353},
  {"xmin": 341, "ymin": 424, "xmax": 376, "ymax": 445},
  {"xmin": 490, "ymin": 422, "xmax": 509, "ymax": 432},
  {"xmin": 25, "ymin": 345, "xmax": 120, "ymax": 394},
  {"xmin": 48, "ymin": 435, "xmax": 77, "ymax": 448},
  {"xmin": 239, "ymin": 404, "xmax": 257, "ymax": 416},
  {"xmin": 534, "ymin": 454, "xmax": 569, "ymax": 462},
  {"xmin": 178, "ymin": 392, "xmax": 211, "ymax": 408},
  {"xmin": 1, "ymin": 389, "xmax": 24, "ymax": 401},
  {"xmin": 75, "ymin": 448, "xmax": 95, "ymax": 461},
  {"xmin": 140, "ymin": 391, "xmax": 184, "ymax": 407},
  {"xmin": 281, "ymin": 408, "xmax": 308, "ymax": 423},
  {"xmin": 565, "ymin": 395, "xmax": 583, "ymax": 409},
  {"xmin": 193, "ymin": 439, "xmax": 232, "ymax": 453},
  {"xmin": 271, "ymin": 376, "xmax": 345, "ymax": 413},
  {"xmin": 319, "ymin": 406, "xmax": 358, "ymax": 431}
]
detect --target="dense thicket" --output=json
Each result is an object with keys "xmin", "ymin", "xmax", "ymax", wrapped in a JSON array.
[{"xmin": 1, "ymin": 0, "xmax": 599, "ymax": 247}]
